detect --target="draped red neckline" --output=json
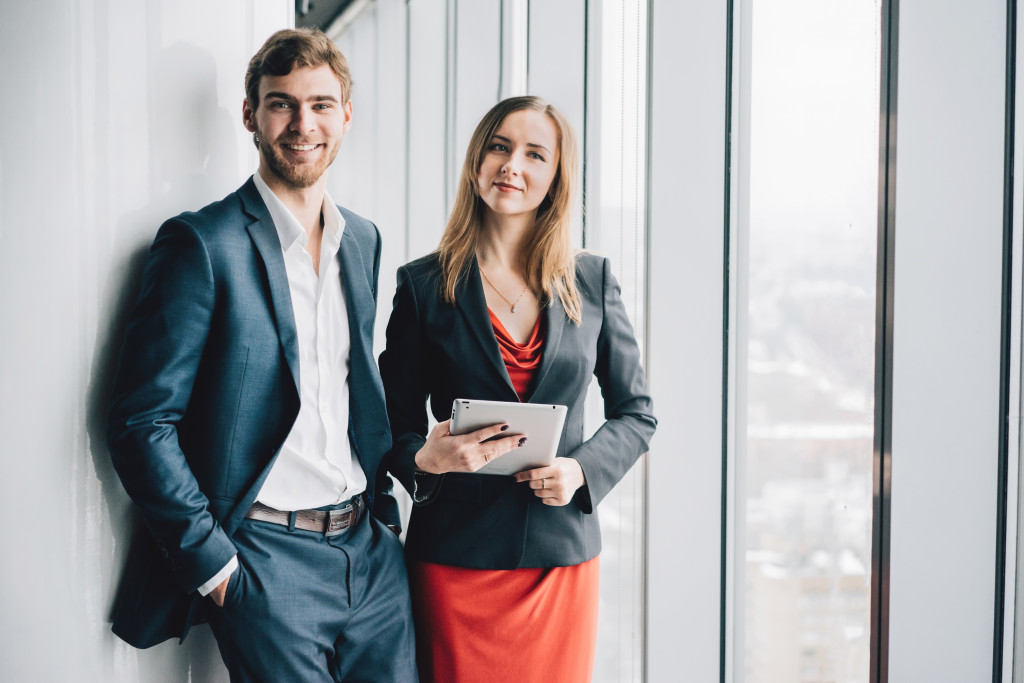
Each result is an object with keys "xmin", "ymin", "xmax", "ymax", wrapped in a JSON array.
[{"xmin": 487, "ymin": 308, "xmax": 544, "ymax": 400}]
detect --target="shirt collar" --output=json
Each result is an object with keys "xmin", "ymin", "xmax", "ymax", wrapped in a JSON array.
[{"xmin": 252, "ymin": 171, "xmax": 346, "ymax": 253}]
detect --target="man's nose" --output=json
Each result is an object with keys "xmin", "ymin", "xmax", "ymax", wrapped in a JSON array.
[{"xmin": 290, "ymin": 106, "xmax": 315, "ymax": 134}]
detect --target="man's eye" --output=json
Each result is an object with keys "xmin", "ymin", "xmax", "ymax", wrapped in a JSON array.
[{"xmin": 271, "ymin": 102, "xmax": 291, "ymax": 109}]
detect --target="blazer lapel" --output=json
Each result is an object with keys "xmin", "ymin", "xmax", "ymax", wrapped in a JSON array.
[
  {"xmin": 337, "ymin": 224, "xmax": 382, "ymax": 480},
  {"xmin": 456, "ymin": 258, "xmax": 518, "ymax": 397},
  {"xmin": 240, "ymin": 179, "xmax": 300, "ymax": 392},
  {"xmin": 525, "ymin": 293, "xmax": 567, "ymax": 401},
  {"xmin": 336, "ymin": 227, "xmax": 376, "ymax": 360}
]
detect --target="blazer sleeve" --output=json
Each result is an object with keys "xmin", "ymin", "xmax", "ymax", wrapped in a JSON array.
[
  {"xmin": 367, "ymin": 222, "xmax": 402, "ymax": 529},
  {"xmin": 107, "ymin": 218, "xmax": 237, "ymax": 594},
  {"xmin": 567, "ymin": 257, "xmax": 657, "ymax": 513},
  {"xmin": 379, "ymin": 266, "xmax": 429, "ymax": 497}
]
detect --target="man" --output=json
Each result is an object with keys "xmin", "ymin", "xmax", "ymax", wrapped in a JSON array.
[{"xmin": 107, "ymin": 28, "xmax": 417, "ymax": 682}]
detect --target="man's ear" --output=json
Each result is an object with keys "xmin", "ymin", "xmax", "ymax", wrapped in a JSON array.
[
  {"xmin": 342, "ymin": 100, "xmax": 353, "ymax": 135},
  {"xmin": 242, "ymin": 98, "xmax": 257, "ymax": 133}
]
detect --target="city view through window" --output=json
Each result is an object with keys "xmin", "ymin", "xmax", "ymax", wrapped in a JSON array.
[{"xmin": 740, "ymin": 1, "xmax": 882, "ymax": 681}]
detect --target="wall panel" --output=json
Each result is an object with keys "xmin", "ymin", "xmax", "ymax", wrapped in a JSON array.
[{"xmin": 0, "ymin": 2, "xmax": 291, "ymax": 680}]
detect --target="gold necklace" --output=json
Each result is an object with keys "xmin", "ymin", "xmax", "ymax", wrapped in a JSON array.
[{"xmin": 479, "ymin": 267, "xmax": 528, "ymax": 313}]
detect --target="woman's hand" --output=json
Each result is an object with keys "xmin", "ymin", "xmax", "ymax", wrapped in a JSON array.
[
  {"xmin": 514, "ymin": 457, "xmax": 586, "ymax": 506},
  {"xmin": 413, "ymin": 419, "xmax": 526, "ymax": 474}
]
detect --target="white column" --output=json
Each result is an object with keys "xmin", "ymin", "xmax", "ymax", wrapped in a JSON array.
[
  {"xmin": 646, "ymin": 0, "xmax": 731, "ymax": 680},
  {"xmin": 887, "ymin": 0, "xmax": 1008, "ymax": 679}
]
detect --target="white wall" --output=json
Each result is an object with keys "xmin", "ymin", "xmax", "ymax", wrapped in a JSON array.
[{"xmin": 0, "ymin": 1, "xmax": 291, "ymax": 680}]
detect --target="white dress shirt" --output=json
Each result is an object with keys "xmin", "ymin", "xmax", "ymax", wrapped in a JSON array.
[
  {"xmin": 198, "ymin": 172, "xmax": 366, "ymax": 595},
  {"xmin": 252, "ymin": 171, "xmax": 367, "ymax": 509}
]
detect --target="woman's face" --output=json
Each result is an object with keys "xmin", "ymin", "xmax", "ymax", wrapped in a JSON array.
[{"xmin": 476, "ymin": 109, "xmax": 560, "ymax": 221}]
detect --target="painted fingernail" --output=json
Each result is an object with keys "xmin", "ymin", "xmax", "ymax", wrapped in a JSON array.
[
  {"xmin": 501, "ymin": 425, "xmax": 509, "ymax": 431},
  {"xmin": 518, "ymin": 437, "xmax": 527, "ymax": 447}
]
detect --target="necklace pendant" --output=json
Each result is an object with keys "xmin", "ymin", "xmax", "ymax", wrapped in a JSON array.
[{"xmin": 511, "ymin": 305, "xmax": 518, "ymax": 313}]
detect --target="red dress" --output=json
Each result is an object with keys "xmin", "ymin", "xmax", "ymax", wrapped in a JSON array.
[{"xmin": 408, "ymin": 310, "xmax": 601, "ymax": 683}]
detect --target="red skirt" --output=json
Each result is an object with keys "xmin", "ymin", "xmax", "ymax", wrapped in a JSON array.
[{"xmin": 409, "ymin": 557, "xmax": 600, "ymax": 683}]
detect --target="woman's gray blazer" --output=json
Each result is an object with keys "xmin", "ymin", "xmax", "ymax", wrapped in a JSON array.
[{"xmin": 379, "ymin": 251, "xmax": 656, "ymax": 569}]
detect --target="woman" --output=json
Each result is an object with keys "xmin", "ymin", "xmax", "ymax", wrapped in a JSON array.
[{"xmin": 379, "ymin": 95, "xmax": 656, "ymax": 683}]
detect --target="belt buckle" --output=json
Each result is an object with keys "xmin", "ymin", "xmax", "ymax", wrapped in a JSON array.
[{"xmin": 324, "ymin": 496, "xmax": 360, "ymax": 537}]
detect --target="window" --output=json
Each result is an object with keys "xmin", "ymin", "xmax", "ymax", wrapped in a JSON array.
[
  {"xmin": 734, "ymin": 1, "xmax": 882, "ymax": 680},
  {"xmin": 584, "ymin": 1, "xmax": 650, "ymax": 680}
]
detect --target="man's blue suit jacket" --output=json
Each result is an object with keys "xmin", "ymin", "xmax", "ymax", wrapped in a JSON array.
[{"xmin": 107, "ymin": 177, "xmax": 397, "ymax": 648}]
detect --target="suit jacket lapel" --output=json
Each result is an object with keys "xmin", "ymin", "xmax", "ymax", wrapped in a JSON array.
[
  {"xmin": 240, "ymin": 179, "xmax": 300, "ymax": 393},
  {"xmin": 525, "ymin": 293, "xmax": 567, "ymax": 401},
  {"xmin": 337, "ymin": 228, "xmax": 376, "ymax": 351},
  {"xmin": 337, "ymin": 224, "xmax": 382, "ymax": 478},
  {"xmin": 456, "ymin": 258, "xmax": 518, "ymax": 397}
]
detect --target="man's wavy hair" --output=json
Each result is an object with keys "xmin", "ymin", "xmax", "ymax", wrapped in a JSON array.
[{"xmin": 245, "ymin": 28, "xmax": 352, "ymax": 116}]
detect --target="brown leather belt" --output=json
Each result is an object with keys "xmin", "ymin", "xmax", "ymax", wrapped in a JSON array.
[{"xmin": 245, "ymin": 495, "xmax": 364, "ymax": 537}]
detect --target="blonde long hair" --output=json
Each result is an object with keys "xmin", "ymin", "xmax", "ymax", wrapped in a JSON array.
[{"xmin": 437, "ymin": 96, "xmax": 582, "ymax": 324}]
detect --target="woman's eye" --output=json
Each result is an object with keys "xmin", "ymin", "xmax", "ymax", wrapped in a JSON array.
[
  {"xmin": 528, "ymin": 152, "xmax": 546, "ymax": 161},
  {"xmin": 490, "ymin": 143, "xmax": 508, "ymax": 152}
]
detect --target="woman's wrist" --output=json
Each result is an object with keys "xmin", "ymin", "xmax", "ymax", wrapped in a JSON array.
[{"xmin": 414, "ymin": 448, "xmax": 437, "ymax": 474}]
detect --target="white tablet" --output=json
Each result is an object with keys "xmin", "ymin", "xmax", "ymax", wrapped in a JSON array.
[{"xmin": 449, "ymin": 398, "xmax": 568, "ymax": 476}]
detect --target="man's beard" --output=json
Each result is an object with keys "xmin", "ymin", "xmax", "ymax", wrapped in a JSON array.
[{"xmin": 258, "ymin": 131, "xmax": 339, "ymax": 189}]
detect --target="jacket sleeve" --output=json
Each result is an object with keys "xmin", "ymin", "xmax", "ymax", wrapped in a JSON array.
[
  {"xmin": 367, "ymin": 222, "xmax": 402, "ymax": 529},
  {"xmin": 107, "ymin": 218, "xmax": 237, "ymax": 594},
  {"xmin": 378, "ymin": 266, "xmax": 430, "ymax": 497},
  {"xmin": 567, "ymin": 257, "xmax": 657, "ymax": 513}
]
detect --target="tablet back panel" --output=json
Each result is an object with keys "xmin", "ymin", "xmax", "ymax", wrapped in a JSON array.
[{"xmin": 450, "ymin": 399, "xmax": 568, "ymax": 475}]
